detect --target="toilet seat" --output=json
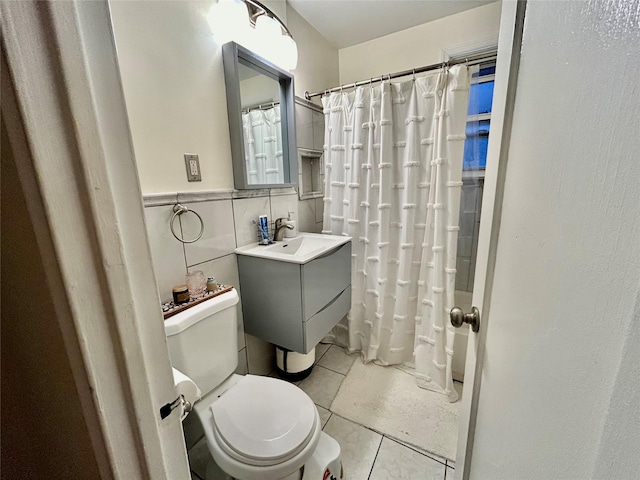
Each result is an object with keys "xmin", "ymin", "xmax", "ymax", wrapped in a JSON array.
[{"xmin": 208, "ymin": 375, "xmax": 318, "ymax": 467}]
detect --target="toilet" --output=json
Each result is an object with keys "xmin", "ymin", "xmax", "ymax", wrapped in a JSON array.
[{"xmin": 164, "ymin": 288, "xmax": 343, "ymax": 480}]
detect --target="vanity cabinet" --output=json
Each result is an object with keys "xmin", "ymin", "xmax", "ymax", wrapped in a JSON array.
[{"xmin": 237, "ymin": 241, "xmax": 351, "ymax": 354}]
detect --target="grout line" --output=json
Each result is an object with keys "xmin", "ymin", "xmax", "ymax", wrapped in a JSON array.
[
  {"xmin": 315, "ymin": 343, "xmax": 332, "ymax": 364},
  {"xmin": 366, "ymin": 435, "xmax": 384, "ymax": 480},
  {"xmin": 310, "ymin": 363, "xmax": 346, "ymax": 379},
  {"xmin": 384, "ymin": 435, "xmax": 448, "ymax": 467},
  {"xmin": 230, "ymin": 194, "xmax": 239, "ymax": 248},
  {"xmin": 187, "ymin": 251, "xmax": 236, "ymax": 269},
  {"xmin": 446, "ymin": 459, "xmax": 455, "ymax": 469},
  {"xmin": 315, "ymin": 364, "xmax": 347, "ymax": 377}
]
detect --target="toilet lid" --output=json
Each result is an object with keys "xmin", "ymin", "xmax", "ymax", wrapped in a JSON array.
[{"xmin": 210, "ymin": 375, "xmax": 317, "ymax": 466}]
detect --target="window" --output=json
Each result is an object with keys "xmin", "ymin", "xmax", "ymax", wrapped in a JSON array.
[{"xmin": 463, "ymin": 64, "xmax": 495, "ymax": 170}]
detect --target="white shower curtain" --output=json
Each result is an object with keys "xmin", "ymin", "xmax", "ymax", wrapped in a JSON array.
[
  {"xmin": 322, "ymin": 66, "xmax": 470, "ymax": 402},
  {"xmin": 242, "ymin": 107, "xmax": 284, "ymax": 184}
]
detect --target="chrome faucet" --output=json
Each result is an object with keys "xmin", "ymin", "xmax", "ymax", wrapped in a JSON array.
[{"xmin": 273, "ymin": 217, "xmax": 294, "ymax": 241}]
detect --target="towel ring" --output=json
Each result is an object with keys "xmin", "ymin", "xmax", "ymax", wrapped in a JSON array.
[{"xmin": 170, "ymin": 203, "xmax": 204, "ymax": 244}]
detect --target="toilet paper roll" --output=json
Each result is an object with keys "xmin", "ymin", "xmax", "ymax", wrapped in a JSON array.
[{"xmin": 172, "ymin": 368, "xmax": 201, "ymax": 420}]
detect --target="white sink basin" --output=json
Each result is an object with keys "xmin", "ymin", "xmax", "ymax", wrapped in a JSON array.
[{"xmin": 235, "ymin": 233, "xmax": 351, "ymax": 264}]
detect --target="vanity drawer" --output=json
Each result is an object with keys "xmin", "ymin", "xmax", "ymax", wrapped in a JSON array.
[
  {"xmin": 303, "ymin": 285, "xmax": 351, "ymax": 353},
  {"xmin": 301, "ymin": 241, "xmax": 351, "ymax": 320}
]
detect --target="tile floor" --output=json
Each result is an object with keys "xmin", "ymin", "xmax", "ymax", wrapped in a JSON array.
[{"xmin": 188, "ymin": 344, "xmax": 456, "ymax": 480}]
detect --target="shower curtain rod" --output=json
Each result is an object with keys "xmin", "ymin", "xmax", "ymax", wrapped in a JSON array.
[
  {"xmin": 242, "ymin": 100, "xmax": 280, "ymax": 113},
  {"xmin": 304, "ymin": 52, "xmax": 497, "ymax": 100}
]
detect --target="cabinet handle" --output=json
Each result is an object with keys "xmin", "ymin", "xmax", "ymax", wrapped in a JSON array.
[{"xmin": 317, "ymin": 288, "xmax": 346, "ymax": 314}]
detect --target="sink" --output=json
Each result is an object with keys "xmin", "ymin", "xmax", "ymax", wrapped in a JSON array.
[{"xmin": 235, "ymin": 233, "xmax": 351, "ymax": 264}]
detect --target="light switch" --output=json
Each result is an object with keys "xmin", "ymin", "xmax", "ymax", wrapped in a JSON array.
[{"xmin": 184, "ymin": 154, "xmax": 201, "ymax": 182}]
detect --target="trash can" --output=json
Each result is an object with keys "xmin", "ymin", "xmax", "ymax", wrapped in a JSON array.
[{"xmin": 275, "ymin": 346, "xmax": 315, "ymax": 381}]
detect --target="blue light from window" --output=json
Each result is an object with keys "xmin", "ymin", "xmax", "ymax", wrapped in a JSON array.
[
  {"xmin": 467, "ymin": 81, "xmax": 494, "ymax": 115},
  {"xmin": 463, "ymin": 120, "xmax": 490, "ymax": 170}
]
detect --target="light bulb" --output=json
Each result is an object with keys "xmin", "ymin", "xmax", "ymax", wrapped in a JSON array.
[
  {"xmin": 254, "ymin": 15, "xmax": 283, "ymax": 65},
  {"xmin": 207, "ymin": 0, "xmax": 250, "ymax": 45},
  {"xmin": 280, "ymin": 35, "xmax": 298, "ymax": 71}
]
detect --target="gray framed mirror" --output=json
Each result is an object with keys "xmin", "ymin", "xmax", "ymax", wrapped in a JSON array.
[{"xmin": 222, "ymin": 42, "xmax": 297, "ymax": 190}]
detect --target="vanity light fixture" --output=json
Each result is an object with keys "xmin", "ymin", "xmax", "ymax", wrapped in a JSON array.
[{"xmin": 207, "ymin": 0, "xmax": 298, "ymax": 71}]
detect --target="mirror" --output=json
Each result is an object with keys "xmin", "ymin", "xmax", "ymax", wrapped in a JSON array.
[{"xmin": 222, "ymin": 42, "xmax": 297, "ymax": 189}]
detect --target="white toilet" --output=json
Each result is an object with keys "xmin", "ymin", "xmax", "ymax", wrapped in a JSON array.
[{"xmin": 164, "ymin": 288, "xmax": 343, "ymax": 480}]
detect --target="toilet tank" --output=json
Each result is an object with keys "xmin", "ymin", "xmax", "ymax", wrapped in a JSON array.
[{"xmin": 164, "ymin": 289, "xmax": 239, "ymax": 397}]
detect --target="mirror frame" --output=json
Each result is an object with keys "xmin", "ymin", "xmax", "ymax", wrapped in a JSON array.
[{"xmin": 222, "ymin": 41, "xmax": 298, "ymax": 190}]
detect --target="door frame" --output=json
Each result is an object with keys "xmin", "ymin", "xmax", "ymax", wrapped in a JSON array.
[
  {"xmin": 2, "ymin": 0, "xmax": 527, "ymax": 478},
  {"xmin": 455, "ymin": 1, "xmax": 527, "ymax": 479},
  {"xmin": 1, "ymin": 1, "xmax": 190, "ymax": 478}
]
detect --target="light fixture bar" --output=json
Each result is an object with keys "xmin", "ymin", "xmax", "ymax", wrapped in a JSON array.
[{"xmin": 243, "ymin": 0, "xmax": 295, "ymax": 39}]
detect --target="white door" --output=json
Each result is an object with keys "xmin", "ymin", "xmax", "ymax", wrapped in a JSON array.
[
  {"xmin": 456, "ymin": 1, "xmax": 640, "ymax": 479},
  {"xmin": 1, "ymin": 1, "xmax": 191, "ymax": 478}
]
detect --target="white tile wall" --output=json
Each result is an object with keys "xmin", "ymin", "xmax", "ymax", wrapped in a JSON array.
[
  {"xmin": 270, "ymin": 193, "xmax": 298, "ymax": 224},
  {"xmin": 232, "ymin": 196, "xmax": 271, "ymax": 247},
  {"xmin": 143, "ymin": 204, "xmax": 187, "ymax": 302},
  {"xmin": 312, "ymin": 110, "xmax": 324, "ymax": 151},
  {"xmin": 295, "ymin": 103, "xmax": 313, "ymax": 150},
  {"xmin": 189, "ymin": 254, "xmax": 245, "ymax": 350},
  {"xmin": 181, "ymin": 200, "xmax": 235, "ymax": 267},
  {"xmin": 297, "ymin": 198, "xmax": 316, "ymax": 233},
  {"xmin": 314, "ymin": 197, "xmax": 324, "ymax": 224},
  {"xmin": 245, "ymin": 334, "xmax": 275, "ymax": 375},
  {"xmin": 143, "ymin": 188, "xmax": 325, "ymax": 386}
]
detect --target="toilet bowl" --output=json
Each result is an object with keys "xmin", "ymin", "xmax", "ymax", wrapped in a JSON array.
[
  {"xmin": 165, "ymin": 289, "xmax": 342, "ymax": 480},
  {"xmin": 194, "ymin": 374, "xmax": 321, "ymax": 480}
]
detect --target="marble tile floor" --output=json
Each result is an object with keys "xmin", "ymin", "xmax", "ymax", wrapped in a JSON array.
[{"xmin": 188, "ymin": 344, "xmax": 456, "ymax": 480}]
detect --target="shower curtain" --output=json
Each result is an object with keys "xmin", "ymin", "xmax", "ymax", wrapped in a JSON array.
[
  {"xmin": 322, "ymin": 66, "xmax": 470, "ymax": 402},
  {"xmin": 242, "ymin": 107, "xmax": 284, "ymax": 184}
]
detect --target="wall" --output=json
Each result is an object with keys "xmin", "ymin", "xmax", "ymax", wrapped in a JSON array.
[
  {"xmin": 143, "ymin": 187, "xmax": 299, "ymax": 376},
  {"xmin": 1, "ymin": 119, "xmax": 101, "ymax": 479},
  {"xmin": 286, "ymin": 4, "xmax": 340, "ymax": 102},
  {"xmin": 469, "ymin": 0, "xmax": 640, "ymax": 478},
  {"xmin": 239, "ymin": 74, "xmax": 280, "ymax": 107},
  {"xmin": 338, "ymin": 2, "xmax": 501, "ymax": 85},
  {"xmin": 295, "ymin": 99, "xmax": 325, "ymax": 234},
  {"xmin": 109, "ymin": 0, "xmax": 339, "ymax": 196},
  {"xmin": 110, "ymin": 1, "xmax": 235, "ymax": 194},
  {"xmin": 110, "ymin": 0, "xmax": 338, "ymax": 405}
]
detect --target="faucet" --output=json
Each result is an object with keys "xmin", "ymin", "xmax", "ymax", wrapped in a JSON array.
[{"xmin": 273, "ymin": 217, "xmax": 294, "ymax": 241}]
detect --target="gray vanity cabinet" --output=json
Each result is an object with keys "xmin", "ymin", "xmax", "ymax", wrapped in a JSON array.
[{"xmin": 237, "ymin": 242, "xmax": 351, "ymax": 354}]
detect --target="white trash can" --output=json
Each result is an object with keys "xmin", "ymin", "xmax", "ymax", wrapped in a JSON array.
[{"xmin": 275, "ymin": 346, "xmax": 315, "ymax": 381}]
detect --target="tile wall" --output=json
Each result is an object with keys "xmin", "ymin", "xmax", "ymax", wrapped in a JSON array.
[
  {"xmin": 143, "ymin": 187, "xmax": 320, "ymax": 381},
  {"xmin": 295, "ymin": 98, "xmax": 325, "ymax": 234},
  {"xmin": 455, "ymin": 178, "xmax": 484, "ymax": 292}
]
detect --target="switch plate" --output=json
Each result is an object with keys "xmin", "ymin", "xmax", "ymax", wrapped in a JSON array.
[{"xmin": 184, "ymin": 154, "xmax": 201, "ymax": 182}]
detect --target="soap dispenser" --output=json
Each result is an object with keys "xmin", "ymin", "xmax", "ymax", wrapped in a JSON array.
[{"xmin": 284, "ymin": 211, "xmax": 297, "ymax": 238}]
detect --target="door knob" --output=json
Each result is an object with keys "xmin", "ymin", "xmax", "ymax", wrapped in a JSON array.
[{"xmin": 450, "ymin": 306, "xmax": 480, "ymax": 333}]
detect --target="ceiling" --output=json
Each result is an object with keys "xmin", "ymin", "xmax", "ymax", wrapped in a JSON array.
[{"xmin": 288, "ymin": 0, "xmax": 497, "ymax": 49}]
